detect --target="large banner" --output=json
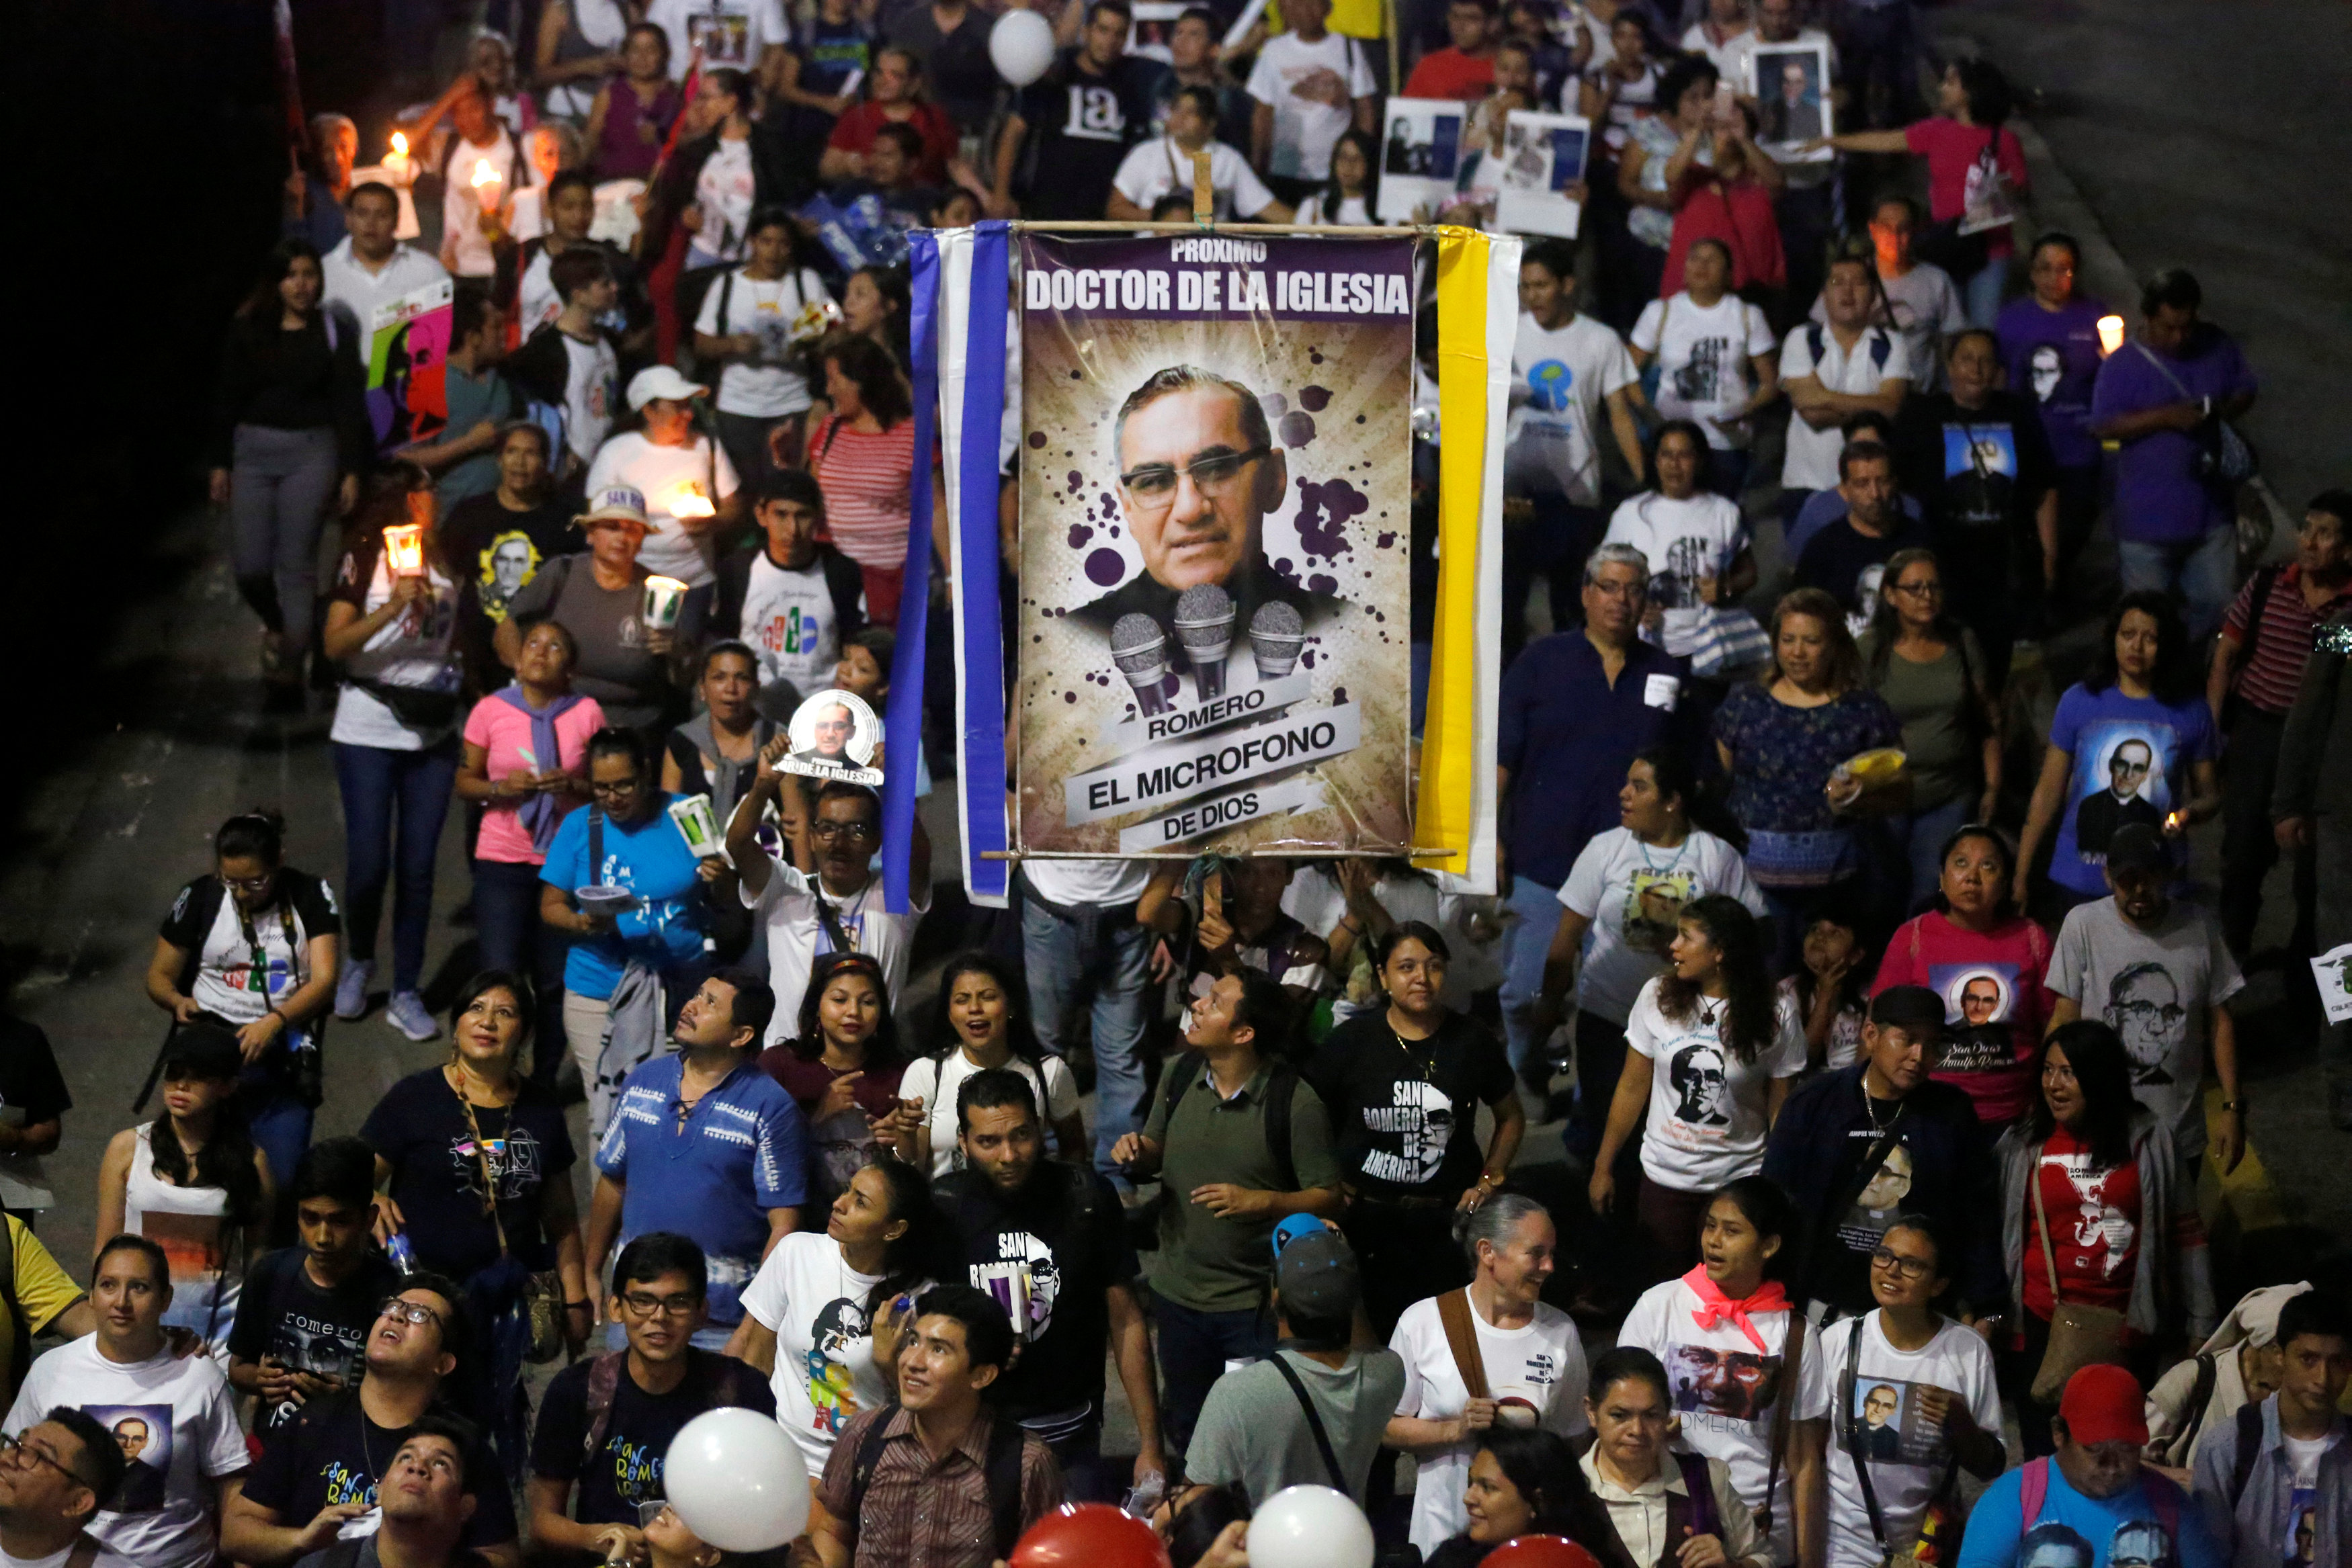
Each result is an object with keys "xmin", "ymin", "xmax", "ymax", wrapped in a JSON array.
[{"xmin": 1014, "ymin": 234, "xmax": 1415, "ymax": 857}]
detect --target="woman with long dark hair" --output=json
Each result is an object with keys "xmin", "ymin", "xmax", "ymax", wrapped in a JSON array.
[
  {"xmin": 1618, "ymin": 1176, "xmax": 1824, "ymax": 1567},
  {"xmin": 806, "ymin": 333, "xmax": 921, "ymax": 622},
  {"xmin": 96, "ymin": 1024, "xmax": 274, "ymax": 1360},
  {"xmin": 1423, "ymin": 1426, "xmax": 1618, "ymax": 1568},
  {"xmin": 1308, "ymin": 922, "xmax": 1526, "ymax": 1334},
  {"xmin": 728, "ymin": 1156, "xmax": 940, "ymax": 1475},
  {"xmin": 1713, "ymin": 588, "xmax": 1906, "ymax": 973},
  {"xmin": 144, "ymin": 808, "xmax": 342, "ymax": 1190},
  {"xmin": 1859, "ymin": 548, "xmax": 2001, "ymax": 912},
  {"xmin": 1296, "ymin": 128, "xmax": 1380, "ymax": 226},
  {"xmin": 2012, "ymin": 589, "xmax": 2218, "ymax": 912},
  {"xmin": 323, "ymin": 467, "xmax": 470, "ymax": 1044},
  {"xmin": 1994, "ymin": 1021, "xmax": 2214, "ymax": 1456},
  {"xmin": 1590, "ymin": 898, "xmax": 1802, "ymax": 1278},
  {"xmin": 1533, "ymin": 747, "xmax": 1766, "ymax": 1162},
  {"xmin": 898, "ymin": 952, "xmax": 1086, "ymax": 1177},
  {"xmin": 759, "ymin": 951, "xmax": 921, "ymax": 1206},
  {"xmin": 1870, "ymin": 823, "xmax": 2054, "ymax": 1132},
  {"xmin": 212, "ymin": 237, "xmax": 368, "ymax": 699},
  {"xmin": 838, "ymin": 264, "xmax": 913, "ymax": 372},
  {"xmin": 1781, "ymin": 892, "xmax": 1871, "ymax": 1074},
  {"xmin": 1814, "ymin": 58, "xmax": 2029, "ymax": 327}
]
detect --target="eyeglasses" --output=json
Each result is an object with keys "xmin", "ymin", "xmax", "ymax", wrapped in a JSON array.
[
  {"xmin": 589, "ymin": 778, "xmax": 644, "ymax": 798},
  {"xmin": 0, "ymin": 1431, "xmax": 85, "ymax": 1487},
  {"xmin": 812, "ymin": 819, "xmax": 878, "ymax": 842},
  {"xmin": 1870, "ymin": 1248, "xmax": 1935, "ymax": 1280},
  {"xmin": 1888, "ymin": 578, "xmax": 1942, "ymax": 599},
  {"xmin": 378, "ymin": 1297, "xmax": 446, "ymax": 1332},
  {"xmin": 619, "ymin": 1290, "xmax": 702, "ymax": 1319},
  {"xmin": 1118, "ymin": 446, "xmax": 1270, "ymax": 505},
  {"xmin": 223, "ymin": 873, "xmax": 275, "ymax": 892}
]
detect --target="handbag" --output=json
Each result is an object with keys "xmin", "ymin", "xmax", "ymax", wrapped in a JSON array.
[
  {"xmin": 2026, "ymin": 1144, "xmax": 2130, "ymax": 1403},
  {"xmin": 2130, "ymin": 342, "xmax": 2258, "ymax": 486},
  {"xmin": 456, "ymin": 1085, "xmax": 567, "ymax": 1364},
  {"xmin": 1689, "ymin": 607, "xmax": 1773, "ymax": 677}
]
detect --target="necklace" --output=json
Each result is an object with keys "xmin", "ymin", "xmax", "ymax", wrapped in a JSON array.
[{"xmin": 1863, "ymin": 1079, "xmax": 1906, "ymax": 1136}]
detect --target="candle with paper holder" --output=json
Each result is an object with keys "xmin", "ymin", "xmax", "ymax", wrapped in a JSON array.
[{"xmin": 642, "ymin": 575, "xmax": 689, "ymax": 630}]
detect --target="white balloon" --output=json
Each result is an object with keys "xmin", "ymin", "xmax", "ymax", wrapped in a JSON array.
[
  {"xmin": 664, "ymin": 1407, "xmax": 811, "ymax": 1553},
  {"xmin": 990, "ymin": 9, "xmax": 1058, "ymax": 88},
  {"xmin": 1246, "ymin": 1485, "xmax": 1375, "ymax": 1568}
]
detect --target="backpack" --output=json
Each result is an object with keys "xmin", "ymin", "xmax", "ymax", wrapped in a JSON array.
[
  {"xmin": 1155, "ymin": 1051, "xmax": 1300, "ymax": 1190},
  {"xmin": 2226, "ymin": 1401, "xmax": 2264, "ymax": 1510},
  {"xmin": 2017, "ymin": 1454, "xmax": 2181, "ymax": 1538},
  {"xmin": 847, "ymin": 1403, "xmax": 1027, "ymax": 1561},
  {"xmin": 1803, "ymin": 321, "xmax": 1894, "ymax": 378}
]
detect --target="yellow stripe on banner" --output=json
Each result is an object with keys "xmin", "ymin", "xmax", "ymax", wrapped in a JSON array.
[{"xmin": 1416, "ymin": 227, "xmax": 1488, "ymax": 876}]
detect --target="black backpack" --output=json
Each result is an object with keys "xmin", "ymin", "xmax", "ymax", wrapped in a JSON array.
[
  {"xmin": 1131, "ymin": 1052, "xmax": 1299, "ymax": 1252},
  {"xmin": 847, "ymin": 1403, "xmax": 1027, "ymax": 1561}
]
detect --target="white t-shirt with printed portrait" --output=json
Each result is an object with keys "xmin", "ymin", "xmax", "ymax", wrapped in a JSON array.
[
  {"xmin": 1820, "ymin": 1312, "xmax": 1999, "ymax": 1568},
  {"xmin": 1600, "ymin": 489, "xmax": 1748, "ymax": 658},
  {"xmin": 738, "ymin": 1229, "xmax": 914, "ymax": 1475},
  {"xmin": 1624, "ymin": 977, "xmax": 1805, "ymax": 1192},
  {"xmin": 897, "ymin": 1049, "xmax": 1083, "ymax": 1179},
  {"xmin": 1619, "ymin": 1275, "xmax": 1830, "ymax": 1565},
  {"xmin": 1390, "ymin": 1295, "xmax": 1591, "ymax": 1553},
  {"xmin": 1631, "ymin": 292, "xmax": 1777, "ymax": 449},
  {"xmin": 1245, "ymin": 31, "xmax": 1377, "ymax": 181},
  {"xmin": 646, "ymin": 0, "xmax": 791, "ymax": 80},
  {"xmin": 1559, "ymin": 828, "xmax": 1768, "ymax": 1026}
]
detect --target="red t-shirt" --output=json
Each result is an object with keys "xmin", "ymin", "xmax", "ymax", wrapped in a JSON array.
[
  {"xmin": 826, "ymin": 100, "xmax": 959, "ymax": 184},
  {"xmin": 1872, "ymin": 911, "xmax": 2055, "ymax": 1127},
  {"xmin": 2019, "ymin": 1125, "xmax": 2141, "ymax": 1323},
  {"xmin": 1902, "ymin": 116, "xmax": 2029, "ymax": 259},
  {"xmin": 1402, "ymin": 48, "xmax": 1496, "ymax": 101}
]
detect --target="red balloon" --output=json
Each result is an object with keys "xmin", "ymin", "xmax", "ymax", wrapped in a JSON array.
[
  {"xmin": 1480, "ymin": 1536, "xmax": 1601, "ymax": 1568},
  {"xmin": 1012, "ymin": 1503, "xmax": 1173, "ymax": 1568}
]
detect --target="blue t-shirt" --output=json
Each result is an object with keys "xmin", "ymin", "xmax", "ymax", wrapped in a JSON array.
[
  {"xmin": 1996, "ymin": 295, "xmax": 2108, "ymax": 472},
  {"xmin": 540, "ymin": 796, "xmax": 710, "ymax": 999},
  {"xmin": 2045, "ymin": 683, "xmax": 2219, "ymax": 897},
  {"xmin": 1955, "ymin": 1460, "xmax": 2224, "ymax": 1568},
  {"xmin": 594, "ymin": 1053, "xmax": 808, "ymax": 1326},
  {"xmin": 2088, "ymin": 326, "xmax": 2258, "ymax": 545}
]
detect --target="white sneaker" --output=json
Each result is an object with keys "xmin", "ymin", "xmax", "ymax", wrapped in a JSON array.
[
  {"xmin": 386, "ymin": 991, "xmax": 439, "ymax": 1042},
  {"xmin": 335, "ymin": 959, "xmax": 373, "ymax": 1020}
]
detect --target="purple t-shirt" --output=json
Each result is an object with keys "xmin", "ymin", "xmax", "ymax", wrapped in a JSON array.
[
  {"xmin": 2088, "ymin": 326, "xmax": 2258, "ymax": 544},
  {"xmin": 2044, "ymin": 681, "xmax": 2219, "ymax": 898},
  {"xmin": 1996, "ymin": 295, "xmax": 2107, "ymax": 471}
]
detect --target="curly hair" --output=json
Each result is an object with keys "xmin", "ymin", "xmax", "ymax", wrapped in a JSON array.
[{"xmin": 1654, "ymin": 894, "xmax": 1779, "ymax": 1064}]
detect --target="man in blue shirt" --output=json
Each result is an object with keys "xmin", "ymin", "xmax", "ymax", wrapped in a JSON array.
[
  {"xmin": 585, "ymin": 969, "xmax": 806, "ymax": 1350},
  {"xmin": 1496, "ymin": 542, "xmax": 1707, "ymax": 1086},
  {"xmin": 1958, "ymin": 1364, "xmax": 2226, "ymax": 1568}
]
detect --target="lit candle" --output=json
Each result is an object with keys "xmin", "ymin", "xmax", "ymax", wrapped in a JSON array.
[
  {"xmin": 668, "ymin": 483, "xmax": 716, "ymax": 521},
  {"xmin": 2165, "ymin": 808, "xmax": 2188, "ymax": 834},
  {"xmin": 2097, "ymin": 315, "xmax": 2126, "ymax": 356},
  {"xmin": 470, "ymin": 157, "xmax": 503, "ymax": 209},
  {"xmin": 385, "ymin": 130, "xmax": 412, "ymax": 183},
  {"xmin": 642, "ymin": 575, "xmax": 689, "ymax": 629},
  {"xmin": 382, "ymin": 523, "xmax": 425, "ymax": 577}
]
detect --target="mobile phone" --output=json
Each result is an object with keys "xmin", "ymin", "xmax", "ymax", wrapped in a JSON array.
[{"xmin": 1713, "ymin": 81, "xmax": 1736, "ymax": 120}]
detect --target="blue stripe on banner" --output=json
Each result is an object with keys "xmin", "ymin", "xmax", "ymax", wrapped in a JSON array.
[
  {"xmin": 955, "ymin": 222, "xmax": 1011, "ymax": 904},
  {"xmin": 880, "ymin": 232, "xmax": 941, "ymax": 915}
]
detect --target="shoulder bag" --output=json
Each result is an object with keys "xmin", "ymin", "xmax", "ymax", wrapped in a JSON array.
[
  {"xmin": 2026, "ymin": 1142, "xmax": 2129, "ymax": 1403},
  {"xmin": 2130, "ymin": 341, "xmax": 2258, "ymax": 486},
  {"xmin": 1839, "ymin": 1317, "xmax": 1963, "ymax": 1566},
  {"xmin": 454, "ymin": 1082, "xmax": 567, "ymax": 1363}
]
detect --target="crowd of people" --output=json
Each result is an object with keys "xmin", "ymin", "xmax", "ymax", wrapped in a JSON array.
[{"xmin": 3, "ymin": 1, "xmax": 2347, "ymax": 1567}]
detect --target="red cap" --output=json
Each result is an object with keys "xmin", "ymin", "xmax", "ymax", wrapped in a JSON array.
[{"xmin": 2058, "ymin": 1364, "xmax": 2148, "ymax": 1447}]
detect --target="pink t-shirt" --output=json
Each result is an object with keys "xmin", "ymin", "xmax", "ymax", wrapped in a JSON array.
[
  {"xmin": 1903, "ymin": 117, "xmax": 2029, "ymax": 259},
  {"xmin": 463, "ymin": 692, "xmax": 607, "ymax": 864},
  {"xmin": 1871, "ymin": 910, "xmax": 2055, "ymax": 1127}
]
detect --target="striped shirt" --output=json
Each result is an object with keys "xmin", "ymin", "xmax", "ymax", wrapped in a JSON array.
[
  {"xmin": 810, "ymin": 415, "xmax": 917, "ymax": 570},
  {"xmin": 2222, "ymin": 564, "xmax": 2350, "ymax": 716}
]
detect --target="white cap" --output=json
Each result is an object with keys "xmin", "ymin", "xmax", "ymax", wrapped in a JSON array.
[{"xmin": 626, "ymin": 365, "xmax": 710, "ymax": 410}]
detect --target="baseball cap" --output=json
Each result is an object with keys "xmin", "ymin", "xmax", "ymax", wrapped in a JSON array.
[
  {"xmin": 161, "ymin": 1024, "xmax": 243, "ymax": 1081},
  {"xmin": 2058, "ymin": 1363, "xmax": 2148, "ymax": 1447},
  {"xmin": 575, "ymin": 486, "xmax": 649, "ymax": 529},
  {"xmin": 1274, "ymin": 1227, "xmax": 1360, "ymax": 1321},
  {"xmin": 626, "ymin": 365, "xmax": 709, "ymax": 410},
  {"xmin": 1270, "ymin": 1213, "xmax": 1327, "ymax": 1264},
  {"xmin": 2104, "ymin": 821, "xmax": 2167, "ymax": 876},
  {"xmin": 1869, "ymin": 984, "xmax": 1947, "ymax": 1037}
]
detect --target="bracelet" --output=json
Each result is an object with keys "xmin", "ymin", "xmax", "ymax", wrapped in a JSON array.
[{"xmin": 2218, "ymin": 1098, "xmax": 2246, "ymax": 1113}]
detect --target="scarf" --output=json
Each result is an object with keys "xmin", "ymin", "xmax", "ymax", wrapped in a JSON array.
[
  {"xmin": 681, "ymin": 709, "xmax": 775, "ymax": 822},
  {"xmin": 1683, "ymin": 1263, "xmax": 1789, "ymax": 1356},
  {"xmin": 495, "ymin": 684, "xmax": 585, "ymax": 853}
]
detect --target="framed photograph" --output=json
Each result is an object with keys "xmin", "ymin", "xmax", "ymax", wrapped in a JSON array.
[
  {"xmin": 1378, "ymin": 99, "xmax": 1468, "ymax": 223},
  {"xmin": 1495, "ymin": 110, "xmax": 1591, "ymax": 238},
  {"xmin": 1747, "ymin": 40, "xmax": 1833, "ymax": 161}
]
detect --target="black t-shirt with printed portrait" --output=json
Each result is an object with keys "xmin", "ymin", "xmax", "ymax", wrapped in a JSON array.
[
  {"xmin": 529, "ymin": 1349, "xmax": 778, "ymax": 1527},
  {"xmin": 440, "ymin": 489, "xmax": 575, "ymax": 686},
  {"xmin": 1892, "ymin": 388, "xmax": 2054, "ymax": 611},
  {"xmin": 359, "ymin": 1068, "xmax": 577, "ymax": 1279},
  {"xmin": 1013, "ymin": 50, "xmax": 1167, "ymax": 220},
  {"xmin": 226, "ymin": 1246, "xmax": 407, "ymax": 1434},
  {"xmin": 1305, "ymin": 1010, "xmax": 1515, "ymax": 1201},
  {"xmin": 931, "ymin": 1162, "xmax": 1138, "ymax": 1426},
  {"xmin": 245, "ymin": 1389, "xmax": 518, "ymax": 1549}
]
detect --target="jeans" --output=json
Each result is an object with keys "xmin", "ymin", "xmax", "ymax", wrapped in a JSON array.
[
  {"xmin": 1704, "ymin": 447, "xmax": 1752, "ymax": 507},
  {"xmin": 716, "ymin": 409, "xmax": 789, "ymax": 497},
  {"xmin": 1157, "ymin": 1297, "xmax": 1277, "ymax": 1458},
  {"xmin": 1498, "ymin": 874, "xmax": 1570, "ymax": 1076},
  {"xmin": 473, "ymin": 857, "xmax": 571, "ymax": 1076},
  {"xmin": 1775, "ymin": 181, "xmax": 1843, "ymax": 332},
  {"xmin": 1344, "ymin": 1200, "xmax": 1469, "ymax": 1337},
  {"xmin": 1882, "ymin": 795, "xmax": 1974, "ymax": 922},
  {"xmin": 230, "ymin": 425, "xmax": 339, "ymax": 657},
  {"xmin": 1570, "ymin": 1011, "xmax": 1633, "ymax": 1168},
  {"xmin": 1960, "ymin": 258, "xmax": 2009, "ymax": 330},
  {"xmin": 333, "ymin": 737, "xmax": 459, "ymax": 992},
  {"xmin": 239, "ymin": 1079, "xmax": 314, "ymax": 1198},
  {"xmin": 2117, "ymin": 527, "xmax": 2237, "ymax": 641},
  {"xmin": 2218, "ymin": 706, "xmax": 2314, "ymax": 955},
  {"xmin": 1634, "ymin": 1174, "xmax": 1713, "ymax": 1281},
  {"xmin": 1023, "ymin": 892, "xmax": 1154, "ymax": 1182},
  {"xmin": 1042, "ymin": 1416, "xmax": 1116, "ymax": 1504}
]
